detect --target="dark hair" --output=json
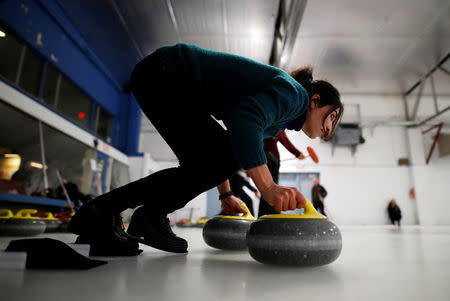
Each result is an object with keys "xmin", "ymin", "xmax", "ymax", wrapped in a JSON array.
[{"xmin": 290, "ymin": 66, "xmax": 344, "ymax": 141}]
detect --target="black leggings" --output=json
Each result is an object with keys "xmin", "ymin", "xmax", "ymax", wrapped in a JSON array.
[
  {"xmin": 95, "ymin": 53, "xmax": 241, "ymax": 216},
  {"xmin": 313, "ymin": 201, "xmax": 327, "ymax": 216}
]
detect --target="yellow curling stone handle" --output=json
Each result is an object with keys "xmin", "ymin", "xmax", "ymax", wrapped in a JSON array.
[
  {"xmin": 218, "ymin": 201, "xmax": 256, "ymax": 221},
  {"xmin": 14, "ymin": 209, "xmax": 39, "ymax": 219},
  {"xmin": 37, "ymin": 212, "xmax": 58, "ymax": 220},
  {"xmin": 0, "ymin": 209, "xmax": 14, "ymax": 218},
  {"xmin": 261, "ymin": 198, "xmax": 326, "ymax": 219}
]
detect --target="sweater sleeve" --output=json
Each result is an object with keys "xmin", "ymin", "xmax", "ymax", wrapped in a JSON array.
[
  {"xmin": 279, "ymin": 131, "xmax": 302, "ymax": 157},
  {"xmin": 223, "ymin": 76, "xmax": 305, "ymax": 169}
]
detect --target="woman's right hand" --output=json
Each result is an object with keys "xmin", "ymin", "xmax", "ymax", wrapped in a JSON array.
[
  {"xmin": 247, "ymin": 164, "xmax": 306, "ymax": 212},
  {"xmin": 261, "ymin": 183, "xmax": 306, "ymax": 212}
]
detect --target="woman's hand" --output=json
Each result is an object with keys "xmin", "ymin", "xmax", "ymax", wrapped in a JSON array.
[
  {"xmin": 297, "ymin": 153, "xmax": 306, "ymax": 160},
  {"xmin": 221, "ymin": 195, "xmax": 248, "ymax": 215},
  {"xmin": 246, "ymin": 164, "xmax": 306, "ymax": 212},
  {"xmin": 261, "ymin": 183, "xmax": 306, "ymax": 212}
]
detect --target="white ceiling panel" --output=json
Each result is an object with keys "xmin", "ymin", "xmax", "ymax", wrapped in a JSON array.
[
  {"xmin": 173, "ymin": 0, "xmax": 225, "ymax": 35},
  {"xmin": 288, "ymin": 0, "xmax": 450, "ymax": 94}
]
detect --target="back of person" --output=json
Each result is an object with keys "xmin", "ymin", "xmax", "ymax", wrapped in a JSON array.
[{"xmin": 387, "ymin": 199, "xmax": 402, "ymax": 226}]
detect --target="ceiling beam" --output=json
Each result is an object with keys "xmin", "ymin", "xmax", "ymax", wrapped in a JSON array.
[
  {"xmin": 404, "ymin": 52, "xmax": 450, "ymax": 96},
  {"xmin": 110, "ymin": 0, "xmax": 144, "ymax": 60},
  {"xmin": 269, "ymin": 0, "xmax": 308, "ymax": 69},
  {"xmin": 165, "ymin": 0, "xmax": 181, "ymax": 43}
]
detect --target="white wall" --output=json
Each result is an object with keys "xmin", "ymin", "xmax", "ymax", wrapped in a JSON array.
[
  {"xmin": 280, "ymin": 94, "xmax": 450, "ymax": 225},
  {"xmin": 407, "ymin": 128, "xmax": 450, "ymax": 225}
]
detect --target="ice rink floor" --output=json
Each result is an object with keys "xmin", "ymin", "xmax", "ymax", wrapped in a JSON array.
[{"xmin": 1, "ymin": 225, "xmax": 450, "ymax": 301}]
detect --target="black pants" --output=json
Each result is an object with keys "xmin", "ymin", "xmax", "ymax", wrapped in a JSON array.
[
  {"xmin": 257, "ymin": 152, "xmax": 279, "ymax": 217},
  {"xmin": 94, "ymin": 52, "xmax": 240, "ymax": 216},
  {"xmin": 313, "ymin": 200, "xmax": 327, "ymax": 216}
]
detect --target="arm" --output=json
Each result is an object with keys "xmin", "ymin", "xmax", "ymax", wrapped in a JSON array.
[
  {"xmin": 217, "ymin": 180, "xmax": 231, "ymax": 195},
  {"xmin": 217, "ymin": 180, "xmax": 247, "ymax": 215},
  {"xmin": 278, "ymin": 131, "xmax": 303, "ymax": 158},
  {"xmin": 246, "ymin": 164, "xmax": 306, "ymax": 212},
  {"xmin": 319, "ymin": 185, "xmax": 327, "ymax": 198}
]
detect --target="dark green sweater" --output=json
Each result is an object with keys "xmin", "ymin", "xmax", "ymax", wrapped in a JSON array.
[{"xmin": 155, "ymin": 43, "xmax": 309, "ymax": 169}]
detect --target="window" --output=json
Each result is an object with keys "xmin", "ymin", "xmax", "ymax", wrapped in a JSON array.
[
  {"xmin": 95, "ymin": 106, "xmax": 114, "ymax": 142},
  {"xmin": 41, "ymin": 123, "xmax": 96, "ymax": 198},
  {"xmin": 0, "ymin": 27, "xmax": 23, "ymax": 83},
  {"xmin": 17, "ymin": 47, "xmax": 45, "ymax": 97},
  {"xmin": 110, "ymin": 159, "xmax": 130, "ymax": 190},
  {"xmin": 43, "ymin": 63, "xmax": 60, "ymax": 107},
  {"xmin": 0, "ymin": 100, "xmax": 43, "ymax": 196},
  {"xmin": 56, "ymin": 76, "xmax": 92, "ymax": 129}
]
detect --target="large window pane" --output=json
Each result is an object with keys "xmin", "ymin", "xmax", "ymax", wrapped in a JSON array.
[
  {"xmin": 0, "ymin": 100, "xmax": 43, "ymax": 196},
  {"xmin": 42, "ymin": 124, "xmax": 96, "ymax": 199},
  {"xmin": 56, "ymin": 76, "xmax": 92, "ymax": 128},
  {"xmin": 18, "ymin": 47, "xmax": 44, "ymax": 97},
  {"xmin": 95, "ymin": 106, "xmax": 113, "ymax": 142},
  {"xmin": 0, "ymin": 27, "xmax": 23, "ymax": 83},
  {"xmin": 43, "ymin": 63, "xmax": 60, "ymax": 107},
  {"xmin": 110, "ymin": 160, "xmax": 130, "ymax": 190}
]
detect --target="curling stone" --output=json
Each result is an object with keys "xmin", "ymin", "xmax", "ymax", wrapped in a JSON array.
[
  {"xmin": 176, "ymin": 218, "xmax": 194, "ymax": 228},
  {"xmin": 53, "ymin": 212, "xmax": 75, "ymax": 232},
  {"xmin": 0, "ymin": 209, "xmax": 47, "ymax": 236},
  {"xmin": 192, "ymin": 217, "xmax": 208, "ymax": 228},
  {"xmin": 35, "ymin": 212, "xmax": 62, "ymax": 232},
  {"xmin": 203, "ymin": 203, "xmax": 255, "ymax": 250},
  {"xmin": 246, "ymin": 199, "xmax": 342, "ymax": 266}
]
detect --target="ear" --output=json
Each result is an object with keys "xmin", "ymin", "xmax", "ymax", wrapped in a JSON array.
[{"xmin": 310, "ymin": 94, "xmax": 320, "ymax": 108}]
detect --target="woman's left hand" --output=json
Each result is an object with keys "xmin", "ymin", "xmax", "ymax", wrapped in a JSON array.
[{"xmin": 221, "ymin": 196, "xmax": 248, "ymax": 215}]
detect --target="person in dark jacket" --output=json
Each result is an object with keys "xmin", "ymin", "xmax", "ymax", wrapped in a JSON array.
[
  {"xmin": 387, "ymin": 199, "xmax": 402, "ymax": 227},
  {"xmin": 311, "ymin": 177, "xmax": 328, "ymax": 216},
  {"xmin": 68, "ymin": 43, "xmax": 344, "ymax": 255}
]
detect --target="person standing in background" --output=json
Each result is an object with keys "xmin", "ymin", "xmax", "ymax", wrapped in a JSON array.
[
  {"xmin": 311, "ymin": 177, "xmax": 327, "ymax": 216},
  {"xmin": 387, "ymin": 199, "xmax": 402, "ymax": 227}
]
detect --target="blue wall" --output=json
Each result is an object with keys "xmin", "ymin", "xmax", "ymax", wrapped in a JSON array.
[{"xmin": 0, "ymin": 0, "xmax": 141, "ymax": 155}]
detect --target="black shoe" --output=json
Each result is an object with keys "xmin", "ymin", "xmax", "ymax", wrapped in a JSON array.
[
  {"xmin": 69, "ymin": 202, "xmax": 142, "ymax": 256},
  {"xmin": 69, "ymin": 202, "xmax": 138, "ymax": 239},
  {"xmin": 75, "ymin": 235, "xmax": 143, "ymax": 256},
  {"xmin": 127, "ymin": 207, "xmax": 188, "ymax": 253}
]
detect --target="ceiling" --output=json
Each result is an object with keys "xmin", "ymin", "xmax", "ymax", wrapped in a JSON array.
[
  {"xmin": 53, "ymin": 0, "xmax": 449, "ymax": 161},
  {"xmin": 55, "ymin": 0, "xmax": 450, "ymax": 96}
]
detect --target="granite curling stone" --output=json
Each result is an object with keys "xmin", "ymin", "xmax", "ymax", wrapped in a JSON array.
[
  {"xmin": 0, "ymin": 209, "xmax": 47, "ymax": 236},
  {"xmin": 203, "ymin": 203, "xmax": 255, "ymax": 250},
  {"xmin": 35, "ymin": 212, "xmax": 63, "ymax": 232},
  {"xmin": 246, "ymin": 199, "xmax": 342, "ymax": 266}
]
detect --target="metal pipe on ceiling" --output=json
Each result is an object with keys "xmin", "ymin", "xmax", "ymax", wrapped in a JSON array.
[
  {"xmin": 408, "ymin": 106, "xmax": 450, "ymax": 128},
  {"xmin": 404, "ymin": 52, "xmax": 450, "ymax": 96},
  {"xmin": 110, "ymin": 0, "xmax": 144, "ymax": 60},
  {"xmin": 269, "ymin": 0, "xmax": 308, "ymax": 69}
]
